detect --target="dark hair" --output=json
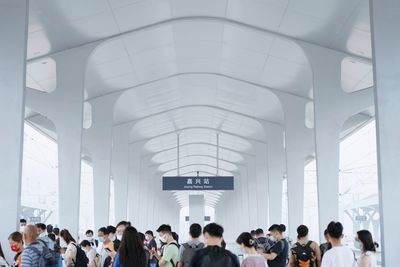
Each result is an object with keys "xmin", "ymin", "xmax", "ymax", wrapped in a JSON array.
[
  {"xmin": 324, "ymin": 229, "xmax": 329, "ymax": 236},
  {"xmin": 98, "ymin": 227, "xmax": 109, "ymax": 235},
  {"xmin": 203, "ymin": 223, "xmax": 224, "ymax": 238},
  {"xmin": 172, "ymin": 232, "xmax": 179, "ymax": 244},
  {"xmin": 268, "ymin": 224, "xmax": 286, "ymax": 233},
  {"xmin": 255, "ymin": 228, "xmax": 264, "ymax": 235},
  {"xmin": 119, "ymin": 227, "xmax": 147, "ymax": 267},
  {"xmin": 60, "ymin": 229, "xmax": 76, "ymax": 244},
  {"xmin": 36, "ymin": 223, "xmax": 46, "ymax": 231},
  {"xmin": 0, "ymin": 242, "xmax": 5, "ymax": 259},
  {"xmin": 138, "ymin": 232, "xmax": 145, "ymax": 243},
  {"xmin": 250, "ymin": 230, "xmax": 256, "ymax": 236},
  {"xmin": 8, "ymin": 231, "xmax": 23, "ymax": 243},
  {"xmin": 117, "ymin": 221, "xmax": 129, "ymax": 228},
  {"xmin": 221, "ymin": 240, "xmax": 226, "ymax": 249},
  {"xmin": 47, "ymin": 224, "xmax": 53, "ymax": 234},
  {"xmin": 48, "ymin": 233, "xmax": 56, "ymax": 242},
  {"xmin": 236, "ymin": 232, "xmax": 256, "ymax": 248},
  {"xmin": 53, "ymin": 227, "xmax": 60, "ymax": 236},
  {"xmin": 107, "ymin": 226, "xmax": 116, "ymax": 234},
  {"xmin": 145, "ymin": 230, "xmax": 154, "ymax": 237},
  {"xmin": 297, "ymin": 225, "xmax": 309, "ymax": 239},
  {"xmin": 190, "ymin": 223, "xmax": 202, "ymax": 238},
  {"xmin": 86, "ymin": 230, "xmax": 94, "ymax": 235},
  {"xmin": 327, "ymin": 221, "xmax": 343, "ymax": 239},
  {"xmin": 80, "ymin": 240, "xmax": 91, "ymax": 248},
  {"xmin": 357, "ymin": 230, "xmax": 376, "ymax": 252},
  {"xmin": 156, "ymin": 224, "xmax": 172, "ymax": 233},
  {"xmin": 20, "ymin": 219, "xmax": 27, "ymax": 224}
]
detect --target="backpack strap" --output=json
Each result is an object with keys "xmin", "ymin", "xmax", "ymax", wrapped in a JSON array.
[
  {"xmin": 38, "ymin": 239, "xmax": 48, "ymax": 248},
  {"xmin": 305, "ymin": 241, "xmax": 313, "ymax": 248},
  {"xmin": 167, "ymin": 243, "xmax": 179, "ymax": 267}
]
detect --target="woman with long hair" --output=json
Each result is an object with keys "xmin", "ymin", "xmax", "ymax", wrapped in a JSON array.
[
  {"xmin": 236, "ymin": 232, "xmax": 266, "ymax": 267},
  {"xmin": 114, "ymin": 226, "xmax": 147, "ymax": 267},
  {"xmin": 355, "ymin": 230, "xmax": 378, "ymax": 267},
  {"xmin": 60, "ymin": 229, "xmax": 78, "ymax": 267}
]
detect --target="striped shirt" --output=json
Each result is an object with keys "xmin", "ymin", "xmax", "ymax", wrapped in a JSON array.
[{"xmin": 21, "ymin": 241, "xmax": 44, "ymax": 267}]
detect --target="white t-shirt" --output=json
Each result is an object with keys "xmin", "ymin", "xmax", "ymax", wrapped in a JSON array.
[{"xmin": 321, "ymin": 246, "xmax": 357, "ymax": 267}]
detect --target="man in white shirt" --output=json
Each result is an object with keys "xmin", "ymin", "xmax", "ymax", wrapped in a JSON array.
[{"xmin": 321, "ymin": 221, "xmax": 357, "ymax": 267}]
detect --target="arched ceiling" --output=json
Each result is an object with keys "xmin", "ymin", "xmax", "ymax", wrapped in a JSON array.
[{"xmin": 25, "ymin": 0, "xmax": 374, "ymax": 209}]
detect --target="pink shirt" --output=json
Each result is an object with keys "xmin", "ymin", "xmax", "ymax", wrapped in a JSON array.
[{"xmin": 241, "ymin": 254, "xmax": 266, "ymax": 267}]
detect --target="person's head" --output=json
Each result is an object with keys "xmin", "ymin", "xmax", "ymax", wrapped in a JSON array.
[
  {"xmin": 145, "ymin": 230, "xmax": 154, "ymax": 241},
  {"xmin": 236, "ymin": 232, "xmax": 256, "ymax": 251},
  {"xmin": 203, "ymin": 223, "xmax": 224, "ymax": 247},
  {"xmin": 323, "ymin": 229, "xmax": 329, "ymax": 242},
  {"xmin": 98, "ymin": 227, "xmax": 110, "ymax": 243},
  {"xmin": 60, "ymin": 229, "xmax": 76, "ymax": 244},
  {"xmin": 36, "ymin": 223, "xmax": 46, "ymax": 235},
  {"xmin": 250, "ymin": 230, "xmax": 256, "ymax": 238},
  {"xmin": 53, "ymin": 227, "xmax": 60, "ymax": 236},
  {"xmin": 85, "ymin": 229, "xmax": 94, "ymax": 241},
  {"xmin": 156, "ymin": 224, "xmax": 173, "ymax": 243},
  {"xmin": 23, "ymin": 225, "xmax": 39, "ymax": 245},
  {"xmin": 119, "ymin": 226, "xmax": 147, "ymax": 267},
  {"xmin": 107, "ymin": 226, "xmax": 117, "ymax": 241},
  {"xmin": 8, "ymin": 231, "xmax": 23, "ymax": 253},
  {"xmin": 19, "ymin": 219, "xmax": 27, "ymax": 228},
  {"xmin": 268, "ymin": 224, "xmax": 286, "ymax": 241},
  {"xmin": 326, "ymin": 221, "xmax": 344, "ymax": 242},
  {"xmin": 172, "ymin": 232, "xmax": 179, "ymax": 244},
  {"xmin": 189, "ymin": 223, "xmax": 202, "ymax": 239},
  {"xmin": 138, "ymin": 232, "xmax": 146, "ymax": 244},
  {"xmin": 48, "ymin": 233, "xmax": 56, "ymax": 242},
  {"xmin": 46, "ymin": 224, "xmax": 53, "ymax": 234},
  {"xmin": 80, "ymin": 240, "xmax": 92, "ymax": 251},
  {"xmin": 116, "ymin": 221, "xmax": 129, "ymax": 239},
  {"xmin": 255, "ymin": 228, "xmax": 264, "ymax": 238},
  {"xmin": 297, "ymin": 225, "xmax": 309, "ymax": 240},
  {"xmin": 356, "ymin": 230, "xmax": 376, "ymax": 253}
]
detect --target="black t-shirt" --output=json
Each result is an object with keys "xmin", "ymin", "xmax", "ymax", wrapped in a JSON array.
[
  {"xmin": 189, "ymin": 245, "xmax": 240, "ymax": 267},
  {"xmin": 267, "ymin": 239, "xmax": 289, "ymax": 267},
  {"xmin": 146, "ymin": 239, "xmax": 158, "ymax": 264}
]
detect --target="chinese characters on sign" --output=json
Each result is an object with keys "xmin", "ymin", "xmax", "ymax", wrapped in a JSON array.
[{"xmin": 162, "ymin": 176, "xmax": 234, "ymax": 191}]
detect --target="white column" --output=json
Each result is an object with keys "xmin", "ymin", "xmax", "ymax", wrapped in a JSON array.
[
  {"xmin": 83, "ymin": 95, "xmax": 119, "ymax": 229},
  {"xmin": 189, "ymin": 195, "xmax": 205, "ymax": 225},
  {"xmin": 25, "ymin": 43, "xmax": 98, "ymax": 237},
  {"xmin": 275, "ymin": 93, "xmax": 314, "ymax": 239},
  {"xmin": 370, "ymin": 1, "xmax": 400, "ymax": 265},
  {"xmin": 0, "ymin": 0, "xmax": 28, "ymax": 261},
  {"xmin": 298, "ymin": 42, "xmax": 374, "ymax": 240},
  {"xmin": 127, "ymin": 143, "xmax": 144, "ymax": 224},
  {"xmin": 112, "ymin": 124, "xmax": 131, "ymax": 223},
  {"xmin": 261, "ymin": 123, "xmax": 286, "ymax": 226}
]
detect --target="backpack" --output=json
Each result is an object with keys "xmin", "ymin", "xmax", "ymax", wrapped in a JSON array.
[
  {"xmin": 291, "ymin": 241, "xmax": 315, "ymax": 267},
  {"xmin": 199, "ymin": 247, "xmax": 237, "ymax": 267},
  {"xmin": 27, "ymin": 244, "xmax": 59, "ymax": 267},
  {"xmin": 71, "ymin": 243, "xmax": 89, "ymax": 267},
  {"xmin": 181, "ymin": 242, "xmax": 205, "ymax": 266}
]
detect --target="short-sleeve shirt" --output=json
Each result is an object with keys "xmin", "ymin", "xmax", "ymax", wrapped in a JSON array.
[
  {"xmin": 162, "ymin": 241, "xmax": 179, "ymax": 267},
  {"xmin": 267, "ymin": 239, "xmax": 289, "ymax": 267},
  {"xmin": 179, "ymin": 240, "xmax": 203, "ymax": 261},
  {"xmin": 321, "ymin": 246, "xmax": 357, "ymax": 267},
  {"xmin": 146, "ymin": 239, "xmax": 158, "ymax": 264},
  {"xmin": 189, "ymin": 246, "xmax": 240, "ymax": 267},
  {"xmin": 241, "ymin": 254, "xmax": 266, "ymax": 267}
]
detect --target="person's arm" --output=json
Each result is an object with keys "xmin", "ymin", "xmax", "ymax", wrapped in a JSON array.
[
  {"xmin": 261, "ymin": 240, "xmax": 282, "ymax": 261},
  {"xmin": 289, "ymin": 248, "xmax": 295, "ymax": 267},
  {"xmin": 177, "ymin": 244, "xmax": 185, "ymax": 267},
  {"xmin": 313, "ymin": 242, "xmax": 322, "ymax": 267}
]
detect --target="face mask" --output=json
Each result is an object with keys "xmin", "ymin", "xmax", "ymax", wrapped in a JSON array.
[
  {"xmin": 117, "ymin": 235, "xmax": 123, "ymax": 241},
  {"xmin": 86, "ymin": 236, "xmax": 93, "ymax": 241},
  {"xmin": 109, "ymin": 235, "xmax": 116, "ymax": 242},
  {"xmin": 19, "ymin": 226, "xmax": 26, "ymax": 233},
  {"xmin": 11, "ymin": 245, "xmax": 19, "ymax": 252},
  {"xmin": 145, "ymin": 235, "xmax": 150, "ymax": 241},
  {"xmin": 269, "ymin": 236, "xmax": 277, "ymax": 242},
  {"xmin": 60, "ymin": 238, "xmax": 67, "ymax": 248},
  {"xmin": 98, "ymin": 237, "xmax": 105, "ymax": 243},
  {"xmin": 159, "ymin": 235, "xmax": 167, "ymax": 243},
  {"xmin": 354, "ymin": 241, "xmax": 362, "ymax": 250}
]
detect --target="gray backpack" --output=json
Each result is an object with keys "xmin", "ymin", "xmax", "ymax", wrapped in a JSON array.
[{"xmin": 181, "ymin": 242, "xmax": 205, "ymax": 266}]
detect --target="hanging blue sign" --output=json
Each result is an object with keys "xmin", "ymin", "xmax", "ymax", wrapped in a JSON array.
[{"xmin": 162, "ymin": 176, "xmax": 234, "ymax": 191}]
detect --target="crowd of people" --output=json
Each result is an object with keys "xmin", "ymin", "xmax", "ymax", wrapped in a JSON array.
[{"xmin": 0, "ymin": 218, "xmax": 378, "ymax": 267}]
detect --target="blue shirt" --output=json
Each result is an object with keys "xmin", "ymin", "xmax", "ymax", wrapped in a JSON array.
[{"xmin": 21, "ymin": 241, "xmax": 44, "ymax": 267}]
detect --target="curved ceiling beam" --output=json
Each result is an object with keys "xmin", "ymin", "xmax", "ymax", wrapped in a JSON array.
[
  {"xmin": 115, "ymin": 102, "xmax": 282, "ymax": 128},
  {"xmin": 150, "ymin": 154, "xmax": 245, "ymax": 168},
  {"xmin": 143, "ymin": 141, "xmax": 254, "ymax": 157},
  {"xmin": 176, "ymin": 170, "xmax": 220, "ymax": 177},
  {"xmin": 91, "ymin": 72, "xmax": 310, "ymax": 104},
  {"xmin": 28, "ymin": 16, "xmax": 371, "ymax": 64},
  {"xmin": 161, "ymin": 163, "xmax": 235, "ymax": 176},
  {"xmin": 130, "ymin": 126, "xmax": 266, "ymax": 145}
]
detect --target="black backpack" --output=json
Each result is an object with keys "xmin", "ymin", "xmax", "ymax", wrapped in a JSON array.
[
  {"xmin": 291, "ymin": 241, "xmax": 315, "ymax": 267},
  {"xmin": 71, "ymin": 243, "xmax": 89, "ymax": 267},
  {"xmin": 27, "ymin": 243, "xmax": 59, "ymax": 267},
  {"xmin": 180, "ymin": 242, "xmax": 205, "ymax": 266},
  {"xmin": 199, "ymin": 247, "xmax": 237, "ymax": 267}
]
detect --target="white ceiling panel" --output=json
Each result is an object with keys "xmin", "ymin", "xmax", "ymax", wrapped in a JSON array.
[{"xmin": 171, "ymin": 0, "xmax": 228, "ymax": 17}]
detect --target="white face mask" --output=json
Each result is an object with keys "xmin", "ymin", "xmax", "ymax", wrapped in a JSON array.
[
  {"xmin": 19, "ymin": 226, "xmax": 26, "ymax": 233},
  {"xmin": 145, "ymin": 235, "xmax": 150, "ymax": 241},
  {"xmin": 60, "ymin": 238, "xmax": 67, "ymax": 248},
  {"xmin": 86, "ymin": 236, "xmax": 93, "ymax": 241},
  {"xmin": 159, "ymin": 235, "xmax": 167, "ymax": 243},
  {"xmin": 116, "ymin": 235, "xmax": 123, "ymax": 241}
]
